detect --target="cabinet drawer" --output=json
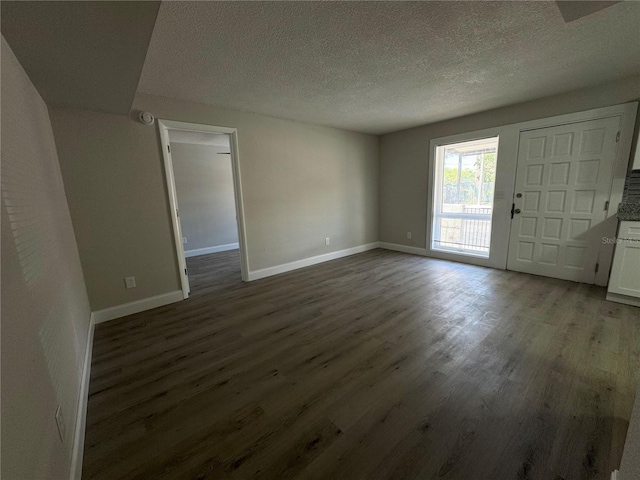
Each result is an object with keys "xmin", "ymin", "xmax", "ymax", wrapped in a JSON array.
[{"xmin": 618, "ymin": 221, "xmax": 640, "ymax": 240}]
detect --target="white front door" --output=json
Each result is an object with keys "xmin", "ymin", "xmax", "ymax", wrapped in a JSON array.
[{"xmin": 507, "ymin": 116, "xmax": 620, "ymax": 283}]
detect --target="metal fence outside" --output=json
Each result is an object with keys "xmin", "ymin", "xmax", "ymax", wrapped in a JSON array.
[{"xmin": 434, "ymin": 205, "xmax": 492, "ymax": 256}]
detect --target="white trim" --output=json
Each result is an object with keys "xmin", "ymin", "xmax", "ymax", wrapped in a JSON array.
[
  {"xmin": 634, "ymin": 125, "xmax": 640, "ymax": 169},
  {"xmin": 379, "ymin": 242, "xmax": 496, "ymax": 269},
  {"xmin": 422, "ymin": 247, "xmax": 497, "ymax": 268},
  {"xmin": 427, "ymin": 126, "xmax": 517, "ymax": 271},
  {"xmin": 158, "ymin": 119, "xmax": 237, "ymax": 135},
  {"xmin": 70, "ymin": 314, "xmax": 95, "ymax": 480},
  {"xmin": 91, "ymin": 290, "xmax": 183, "ymax": 324},
  {"xmin": 157, "ymin": 120, "xmax": 251, "ymax": 299},
  {"xmin": 228, "ymin": 129, "xmax": 251, "ymax": 282},
  {"xmin": 430, "ymin": 134, "xmax": 500, "ymax": 264},
  {"xmin": 513, "ymin": 104, "xmax": 635, "ymax": 132},
  {"xmin": 158, "ymin": 121, "xmax": 190, "ymax": 299},
  {"xmin": 606, "ymin": 292, "xmax": 640, "ymax": 308},
  {"xmin": 379, "ymin": 242, "xmax": 427, "ymax": 256},
  {"xmin": 184, "ymin": 243, "xmax": 239, "ymax": 258},
  {"xmin": 247, "ymin": 242, "xmax": 379, "ymax": 281}
]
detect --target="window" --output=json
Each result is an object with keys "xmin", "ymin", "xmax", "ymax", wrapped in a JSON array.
[{"xmin": 432, "ymin": 136, "xmax": 499, "ymax": 258}]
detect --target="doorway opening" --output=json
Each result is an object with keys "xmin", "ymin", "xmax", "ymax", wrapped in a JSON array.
[
  {"xmin": 431, "ymin": 136, "xmax": 499, "ymax": 258},
  {"xmin": 158, "ymin": 120, "xmax": 249, "ymax": 299}
]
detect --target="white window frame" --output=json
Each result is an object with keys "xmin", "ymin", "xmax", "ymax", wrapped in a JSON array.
[{"xmin": 431, "ymin": 136, "xmax": 499, "ymax": 259}]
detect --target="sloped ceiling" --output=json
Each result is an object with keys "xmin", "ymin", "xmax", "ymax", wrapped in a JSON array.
[
  {"xmin": 1, "ymin": 1, "xmax": 160, "ymax": 115},
  {"xmin": 138, "ymin": 1, "xmax": 640, "ymax": 134},
  {"xmin": 555, "ymin": 1, "xmax": 620, "ymax": 23}
]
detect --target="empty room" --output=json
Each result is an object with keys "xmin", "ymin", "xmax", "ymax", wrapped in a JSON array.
[{"xmin": 2, "ymin": 2, "xmax": 640, "ymax": 480}]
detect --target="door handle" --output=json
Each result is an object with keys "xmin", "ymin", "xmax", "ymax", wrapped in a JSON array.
[{"xmin": 511, "ymin": 204, "xmax": 521, "ymax": 219}]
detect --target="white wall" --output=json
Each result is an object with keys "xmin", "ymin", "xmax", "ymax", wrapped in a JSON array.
[
  {"xmin": 1, "ymin": 36, "xmax": 91, "ymax": 479},
  {"xmin": 49, "ymin": 107, "xmax": 182, "ymax": 312},
  {"xmin": 135, "ymin": 93, "xmax": 380, "ymax": 272},
  {"xmin": 171, "ymin": 142, "xmax": 239, "ymax": 252}
]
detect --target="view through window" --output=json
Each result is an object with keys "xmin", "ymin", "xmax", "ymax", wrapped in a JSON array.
[{"xmin": 432, "ymin": 136, "xmax": 499, "ymax": 257}]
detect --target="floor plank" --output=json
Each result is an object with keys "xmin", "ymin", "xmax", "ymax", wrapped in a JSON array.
[{"xmin": 83, "ymin": 249, "xmax": 640, "ymax": 480}]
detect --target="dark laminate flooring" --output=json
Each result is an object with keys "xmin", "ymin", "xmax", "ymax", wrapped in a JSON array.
[{"xmin": 83, "ymin": 249, "xmax": 640, "ymax": 480}]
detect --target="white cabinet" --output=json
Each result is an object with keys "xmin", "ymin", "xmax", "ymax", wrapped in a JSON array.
[
  {"xmin": 607, "ymin": 221, "xmax": 640, "ymax": 306},
  {"xmin": 634, "ymin": 129, "xmax": 640, "ymax": 170}
]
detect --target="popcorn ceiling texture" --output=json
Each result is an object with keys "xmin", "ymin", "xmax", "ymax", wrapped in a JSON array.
[{"xmin": 138, "ymin": 1, "xmax": 640, "ymax": 135}]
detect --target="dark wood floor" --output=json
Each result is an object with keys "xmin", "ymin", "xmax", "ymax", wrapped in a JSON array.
[{"xmin": 83, "ymin": 249, "xmax": 640, "ymax": 480}]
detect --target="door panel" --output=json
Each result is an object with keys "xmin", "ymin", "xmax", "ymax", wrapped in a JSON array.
[{"xmin": 507, "ymin": 116, "xmax": 620, "ymax": 283}]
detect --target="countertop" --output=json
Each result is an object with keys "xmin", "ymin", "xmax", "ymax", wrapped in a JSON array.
[{"xmin": 617, "ymin": 202, "xmax": 640, "ymax": 221}]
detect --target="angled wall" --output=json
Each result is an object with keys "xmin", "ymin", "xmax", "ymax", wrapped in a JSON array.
[{"xmin": 1, "ymin": 36, "xmax": 91, "ymax": 479}]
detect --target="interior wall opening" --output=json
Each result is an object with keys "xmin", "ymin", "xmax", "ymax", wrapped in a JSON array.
[
  {"xmin": 168, "ymin": 130, "xmax": 241, "ymax": 292},
  {"xmin": 158, "ymin": 119, "xmax": 249, "ymax": 298}
]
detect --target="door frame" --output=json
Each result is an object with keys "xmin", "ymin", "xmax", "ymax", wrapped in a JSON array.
[
  {"xmin": 427, "ymin": 130, "xmax": 508, "ymax": 270},
  {"xmin": 427, "ymin": 102, "xmax": 638, "ymax": 283},
  {"xmin": 158, "ymin": 119, "xmax": 250, "ymax": 299}
]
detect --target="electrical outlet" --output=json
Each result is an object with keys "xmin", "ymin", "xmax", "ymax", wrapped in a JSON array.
[
  {"xmin": 124, "ymin": 276, "xmax": 136, "ymax": 289},
  {"xmin": 407, "ymin": 232, "xmax": 412, "ymax": 239},
  {"xmin": 55, "ymin": 405, "xmax": 65, "ymax": 443},
  {"xmin": 182, "ymin": 237, "xmax": 187, "ymax": 244},
  {"xmin": 325, "ymin": 237, "xmax": 330, "ymax": 246}
]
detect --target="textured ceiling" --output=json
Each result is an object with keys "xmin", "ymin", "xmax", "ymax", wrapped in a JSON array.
[
  {"xmin": 138, "ymin": 1, "xmax": 640, "ymax": 135},
  {"xmin": 168, "ymin": 130, "xmax": 230, "ymax": 148},
  {"xmin": 555, "ymin": 1, "xmax": 621, "ymax": 23},
  {"xmin": 1, "ymin": 1, "xmax": 160, "ymax": 115}
]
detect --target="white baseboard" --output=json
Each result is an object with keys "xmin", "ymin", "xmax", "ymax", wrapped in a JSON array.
[
  {"xmin": 606, "ymin": 292, "xmax": 640, "ymax": 307},
  {"xmin": 379, "ymin": 242, "xmax": 428, "ymax": 256},
  {"xmin": 91, "ymin": 290, "xmax": 184, "ymax": 324},
  {"xmin": 184, "ymin": 243, "xmax": 239, "ymax": 258},
  {"xmin": 247, "ymin": 242, "xmax": 380, "ymax": 281},
  {"xmin": 70, "ymin": 314, "xmax": 95, "ymax": 480}
]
